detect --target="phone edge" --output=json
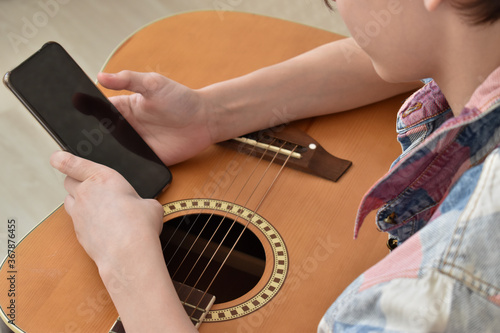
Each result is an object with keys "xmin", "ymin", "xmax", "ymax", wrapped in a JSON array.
[{"xmin": 3, "ymin": 71, "xmax": 70, "ymax": 153}]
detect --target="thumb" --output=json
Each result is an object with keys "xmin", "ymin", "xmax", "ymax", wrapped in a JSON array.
[
  {"xmin": 98, "ymin": 71, "xmax": 162, "ymax": 98},
  {"xmin": 50, "ymin": 151, "xmax": 109, "ymax": 182}
]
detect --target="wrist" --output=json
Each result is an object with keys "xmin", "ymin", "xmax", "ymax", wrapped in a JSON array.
[
  {"xmin": 95, "ymin": 238, "xmax": 197, "ymax": 332},
  {"xmin": 96, "ymin": 235, "xmax": 162, "ymax": 287},
  {"xmin": 196, "ymin": 85, "xmax": 227, "ymax": 144},
  {"xmin": 198, "ymin": 78, "xmax": 265, "ymax": 144}
]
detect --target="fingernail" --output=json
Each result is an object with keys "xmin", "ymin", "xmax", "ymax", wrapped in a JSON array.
[
  {"xmin": 98, "ymin": 72, "xmax": 114, "ymax": 78},
  {"xmin": 50, "ymin": 151, "xmax": 65, "ymax": 168}
]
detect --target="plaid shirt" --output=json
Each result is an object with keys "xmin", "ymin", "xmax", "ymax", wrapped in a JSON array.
[{"xmin": 319, "ymin": 67, "xmax": 500, "ymax": 332}]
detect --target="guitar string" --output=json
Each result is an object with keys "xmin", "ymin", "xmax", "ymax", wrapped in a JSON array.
[
  {"xmin": 166, "ymin": 139, "xmax": 276, "ymax": 312},
  {"xmin": 183, "ymin": 141, "xmax": 296, "ymax": 316},
  {"xmin": 176, "ymin": 139, "xmax": 284, "ymax": 306},
  {"xmin": 189, "ymin": 144, "xmax": 298, "ymax": 320},
  {"xmin": 163, "ymin": 143, "xmax": 258, "ymax": 269},
  {"xmin": 160, "ymin": 147, "xmax": 230, "ymax": 255},
  {"xmin": 168, "ymin": 140, "xmax": 269, "ymax": 279}
]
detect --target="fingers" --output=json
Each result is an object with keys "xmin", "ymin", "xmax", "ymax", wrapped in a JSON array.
[
  {"xmin": 63, "ymin": 175, "xmax": 80, "ymax": 195},
  {"xmin": 97, "ymin": 72, "xmax": 125, "ymax": 90},
  {"xmin": 63, "ymin": 193, "xmax": 76, "ymax": 216},
  {"xmin": 50, "ymin": 151, "xmax": 108, "ymax": 182},
  {"xmin": 98, "ymin": 71, "xmax": 164, "ymax": 97}
]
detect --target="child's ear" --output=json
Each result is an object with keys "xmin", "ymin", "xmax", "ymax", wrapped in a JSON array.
[{"xmin": 424, "ymin": 0, "xmax": 443, "ymax": 11}]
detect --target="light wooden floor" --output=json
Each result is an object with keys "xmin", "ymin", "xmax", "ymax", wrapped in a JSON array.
[{"xmin": 0, "ymin": 0, "xmax": 347, "ymax": 258}]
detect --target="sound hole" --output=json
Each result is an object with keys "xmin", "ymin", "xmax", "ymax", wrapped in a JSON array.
[{"xmin": 160, "ymin": 213, "xmax": 266, "ymax": 304}]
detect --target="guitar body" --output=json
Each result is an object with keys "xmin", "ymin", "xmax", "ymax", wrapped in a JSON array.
[{"xmin": 0, "ymin": 11, "xmax": 407, "ymax": 332}]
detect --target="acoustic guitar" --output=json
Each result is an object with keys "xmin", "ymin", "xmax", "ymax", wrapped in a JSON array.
[{"xmin": 0, "ymin": 11, "xmax": 409, "ymax": 333}]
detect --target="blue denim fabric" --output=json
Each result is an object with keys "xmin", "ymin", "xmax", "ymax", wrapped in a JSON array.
[
  {"xmin": 376, "ymin": 104, "xmax": 500, "ymax": 245},
  {"xmin": 391, "ymin": 107, "xmax": 453, "ymax": 168}
]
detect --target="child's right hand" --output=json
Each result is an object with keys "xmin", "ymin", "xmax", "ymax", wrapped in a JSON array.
[{"xmin": 98, "ymin": 71, "xmax": 216, "ymax": 166}]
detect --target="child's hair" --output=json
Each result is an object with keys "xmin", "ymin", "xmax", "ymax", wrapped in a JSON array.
[
  {"xmin": 323, "ymin": 0, "xmax": 500, "ymax": 25},
  {"xmin": 452, "ymin": 0, "xmax": 500, "ymax": 24}
]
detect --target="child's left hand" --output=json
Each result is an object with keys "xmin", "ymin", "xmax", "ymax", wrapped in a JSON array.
[{"xmin": 49, "ymin": 150, "xmax": 164, "ymax": 269}]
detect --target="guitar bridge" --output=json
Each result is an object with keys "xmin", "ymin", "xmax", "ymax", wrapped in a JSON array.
[
  {"xmin": 219, "ymin": 126, "xmax": 352, "ymax": 182},
  {"xmin": 108, "ymin": 281, "xmax": 216, "ymax": 332}
]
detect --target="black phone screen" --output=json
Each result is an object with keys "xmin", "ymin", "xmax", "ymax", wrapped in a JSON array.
[{"xmin": 5, "ymin": 42, "xmax": 172, "ymax": 198}]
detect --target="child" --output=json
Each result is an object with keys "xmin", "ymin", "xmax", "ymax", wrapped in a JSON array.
[{"xmin": 51, "ymin": 0, "xmax": 500, "ymax": 331}]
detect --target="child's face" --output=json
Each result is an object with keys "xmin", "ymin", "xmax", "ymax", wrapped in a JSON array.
[{"xmin": 337, "ymin": 0, "xmax": 441, "ymax": 83}]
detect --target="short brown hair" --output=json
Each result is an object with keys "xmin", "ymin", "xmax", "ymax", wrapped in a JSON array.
[
  {"xmin": 323, "ymin": 0, "xmax": 500, "ymax": 25},
  {"xmin": 451, "ymin": 0, "xmax": 500, "ymax": 25}
]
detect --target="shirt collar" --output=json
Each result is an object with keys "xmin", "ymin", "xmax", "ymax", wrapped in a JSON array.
[{"xmin": 354, "ymin": 66, "xmax": 500, "ymax": 238}]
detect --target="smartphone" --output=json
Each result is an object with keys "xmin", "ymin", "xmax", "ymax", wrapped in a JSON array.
[{"xmin": 3, "ymin": 42, "xmax": 172, "ymax": 199}]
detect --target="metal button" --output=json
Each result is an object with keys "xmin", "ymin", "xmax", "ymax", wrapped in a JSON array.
[
  {"xmin": 384, "ymin": 212, "xmax": 397, "ymax": 224},
  {"xmin": 386, "ymin": 238, "xmax": 398, "ymax": 250}
]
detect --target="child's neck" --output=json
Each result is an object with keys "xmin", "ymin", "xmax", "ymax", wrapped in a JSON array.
[{"xmin": 433, "ymin": 20, "xmax": 500, "ymax": 116}]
